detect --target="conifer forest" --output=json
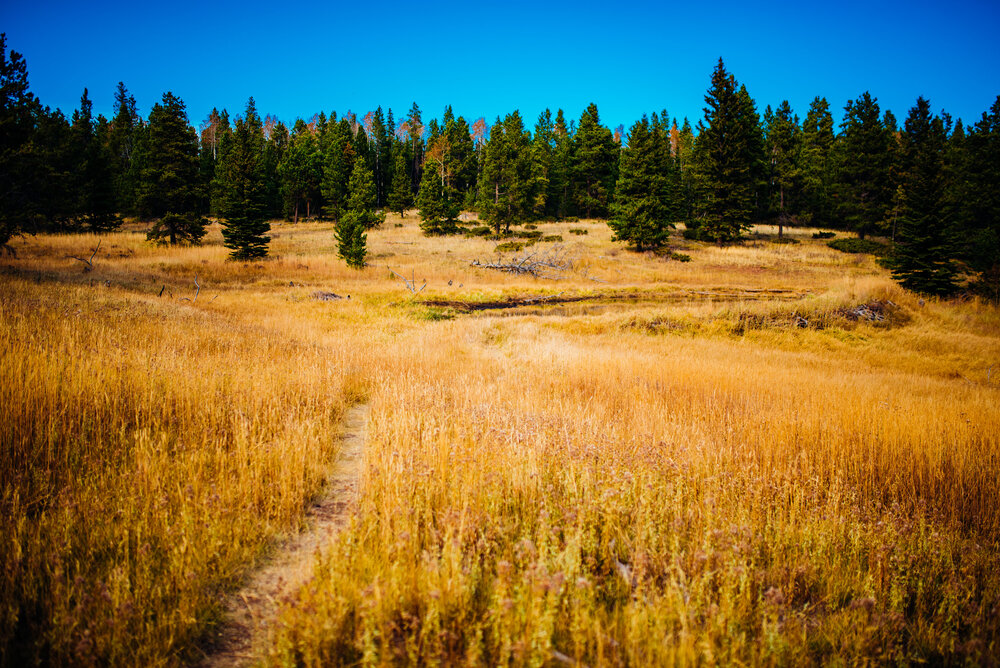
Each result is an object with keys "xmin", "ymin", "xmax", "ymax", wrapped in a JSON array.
[{"xmin": 3, "ymin": 30, "xmax": 1000, "ymax": 667}]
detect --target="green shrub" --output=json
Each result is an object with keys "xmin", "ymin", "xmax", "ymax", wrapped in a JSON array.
[
  {"xmin": 541, "ymin": 235, "xmax": 563, "ymax": 243},
  {"xmin": 464, "ymin": 226, "xmax": 492, "ymax": 238},
  {"xmin": 812, "ymin": 231, "xmax": 836, "ymax": 239},
  {"xmin": 771, "ymin": 236, "xmax": 800, "ymax": 244},
  {"xmin": 494, "ymin": 241, "xmax": 525, "ymax": 253},
  {"xmin": 569, "ymin": 228, "xmax": 588, "ymax": 235}
]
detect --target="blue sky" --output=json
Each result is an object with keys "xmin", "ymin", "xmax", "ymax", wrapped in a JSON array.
[{"xmin": 3, "ymin": 0, "xmax": 998, "ymax": 134}]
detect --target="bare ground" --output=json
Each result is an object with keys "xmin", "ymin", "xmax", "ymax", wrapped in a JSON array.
[{"xmin": 196, "ymin": 402, "xmax": 369, "ymax": 667}]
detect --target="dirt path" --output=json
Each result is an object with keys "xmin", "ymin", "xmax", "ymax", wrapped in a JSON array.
[{"xmin": 197, "ymin": 402, "xmax": 369, "ymax": 667}]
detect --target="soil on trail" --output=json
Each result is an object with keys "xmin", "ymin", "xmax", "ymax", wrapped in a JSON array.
[{"xmin": 197, "ymin": 402, "xmax": 369, "ymax": 668}]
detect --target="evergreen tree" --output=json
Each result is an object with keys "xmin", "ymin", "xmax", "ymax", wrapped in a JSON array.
[
  {"xmin": 343, "ymin": 157, "xmax": 384, "ymax": 229},
  {"xmin": 218, "ymin": 98, "xmax": 270, "ymax": 259},
  {"xmin": 479, "ymin": 111, "xmax": 535, "ymax": 234},
  {"xmin": 532, "ymin": 109, "xmax": 555, "ymax": 218},
  {"xmin": 387, "ymin": 151, "xmax": 412, "ymax": 217},
  {"xmin": 961, "ymin": 96, "xmax": 1000, "ymax": 299},
  {"xmin": 834, "ymin": 92, "xmax": 893, "ymax": 238},
  {"xmin": 69, "ymin": 89, "xmax": 118, "ymax": 232},
  {"xmin": 137, "ymin": 92, "xmax": 206, "ymax": 244},
  {"xmin": 417, "ymin": 150, "xmax": 459, "ymax": 234},
  {"xmin": 320, "ymin": 119, "xmax": 355, "ymax": 220},
  {"xmin": 673, "ymin": 118, "xmax": 697, "ymax": 223},
  {"xmin": 278, "ymin": 120, "xmax": 321, "ymax": 222},
  {"xmin": 109, "ymin": 81, "xmax": 140, "ymax": 216},
  {"xmin": 572, "ymin": 103, "xmax": 617, "ymax": 218},
  {"xmin": 446, "ymin": 114, "xmax": 478, "ymax": 204},
  {"xmin": 764, "ymin": 100, "xmax": 801, "ymax": 236},
  {"xmin": 335, "ymin": 215, "xmax": 367, "ymax": 268},
  {"xmin": 547, "ymin": 109, "xmax": 574, "ymax": 219},
  {"xmin": 890, "ymin": 97, "xmax": 958, "ymax": 295},
  {"xmin": 263, "ymin": 120, "xmax": 288, "ymax": 218},
  {"xmin": 799, "ymin": 96, "xmax": 835, "ymax": 226},
  {"xmin": 0, "ymin": 33, "xmax": 38, "ymax": 250},
  {"xmin": 32, "ymin": 107, "xmax": 76, "ymax": 229},
  {"xmin": 692, "ymin": 59, "xmax": 764, "ymax": 241},
  {"xmin": 609, "ymin": 115, "xmax": 674, "ymax": 251}
]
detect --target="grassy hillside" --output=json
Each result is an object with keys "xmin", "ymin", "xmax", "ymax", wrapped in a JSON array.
[{"xmin": 2, "ymin": 215, "xmax": 998, "ymax": 665}]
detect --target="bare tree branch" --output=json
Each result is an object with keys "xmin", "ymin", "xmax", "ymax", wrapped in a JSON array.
[{"xmin": 69, "ymin": 240, "xmax": 101, "ymax": 271}]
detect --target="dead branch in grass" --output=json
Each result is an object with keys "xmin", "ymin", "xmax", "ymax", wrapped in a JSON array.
[
  {"xmin": 387, "ymin": 267, "xmax": 427, "ymax": 294},
  {"xmin": 470, "ymin": 245, "xmax": 572, "ymax": 279},
  {"xmin": 69, "ymin": 240, "xmax": 101, "ymax": 271}
]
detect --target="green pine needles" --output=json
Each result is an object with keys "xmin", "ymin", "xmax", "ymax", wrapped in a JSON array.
[
  {"xmin": 335, "ymin": 218, "xmax": 367, "ymax": 268},
  {"xmin": 218, "ymin": 98, "xmax": 270, "ymax": 260}
]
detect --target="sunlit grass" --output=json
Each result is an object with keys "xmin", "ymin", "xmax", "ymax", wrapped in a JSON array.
[{"xmin": 1, "ymin": 218, "xmax": 998, "ymax": 665}]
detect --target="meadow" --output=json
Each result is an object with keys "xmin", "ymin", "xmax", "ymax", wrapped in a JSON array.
[{"xmin": 1, "ymin": 214, "xmax": 998, "ymax": 666}]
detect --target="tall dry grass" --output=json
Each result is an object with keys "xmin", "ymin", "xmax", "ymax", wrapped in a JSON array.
[{"xmin": 2, "ymin": 218, "xmax": 999, "ymax": 665}]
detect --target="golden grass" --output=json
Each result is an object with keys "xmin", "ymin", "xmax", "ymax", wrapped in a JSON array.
[{"xmin": 2, "ymin": 215, "xmax": 998, "ymax": 665}]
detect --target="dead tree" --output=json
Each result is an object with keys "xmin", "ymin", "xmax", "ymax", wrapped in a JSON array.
[{"xmin": 470, "ymin": 245, "xmax": 572, "ymax": 279}]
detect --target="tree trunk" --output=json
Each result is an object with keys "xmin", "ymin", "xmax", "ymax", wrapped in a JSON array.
[{"xmin": 294, "ymin": 200, "xmax": 299, "ymax": 225}]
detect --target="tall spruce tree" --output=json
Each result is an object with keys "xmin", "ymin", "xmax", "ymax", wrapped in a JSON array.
[
  {"xmin": 799, "ymin": 97, "xmax": 836, "ymax": 226},
  {"xmin": 0, "ymin": 33, "xmax": 38, "ymax": 250},
  {"xmin": 279, "ymin": 120, "xmax": 321, "ymax": 222},
  {"xmin": 608, "ymin": 115, "xmax": 674, "ymax": 251},
  {"xmin": 693, "ymin": 59, "xmax": 764, "ymax": 241},
  {"xmin": 963, "ymin": 96, "xmax": 1000, "ymax": 299},
  {"xmin": 479, "ymin": 111, "xmax": 535, "ymax": 235},
  {"xmin": 138, "ymin": 92, "xmax": 206, "ymax": 244},
  {"xmin": 343, "ymin": 158, "xmax": 384, "ymax": 229},
  {"xmin": 548, "ymin": 109, "xmax": 574, "ymax": 219},
  {"xmin": 321, "ymin": 119, "xmax": 356, "ymax": 220},
  {"xmin": 890, "ymin": 97, "xmax": 958, "ymax": 295},
  {"xmin": 572, "ymin": 103, "xmax": 617, "ymax": 218},
  {"xmin": 764, "ymin": 100, "xmax": 801, "ymax": 236},
  {"xmin": 218, "ymin": 98, "xmax": 270, "ymax": 259},
  {"xmin": 69, "ymin": 88, "xmax": 119, "ymax": 232},
  {"xmin": 109, "ymin": 81, "xmax": 140, "ymax": 216},
  {"xmin": 417, "ymin": 150, "xmax": 459, "ymax": 235},
  {"xmin": 387, "ymin": 151, "xmax": 412, "ymax": 217},
  {"xmin": 834, "ymin": 92, "xmax": 893, "ymax": 238}
]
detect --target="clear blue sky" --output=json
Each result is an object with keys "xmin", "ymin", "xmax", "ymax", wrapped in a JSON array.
[{"xmin": 3, "ymin": 0, "xmax": 998, "ymax": 134}]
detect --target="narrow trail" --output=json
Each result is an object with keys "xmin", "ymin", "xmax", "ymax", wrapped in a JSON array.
[{"xmin": 198, "ymin": 402, "xmax": 369, "ymax": 668}]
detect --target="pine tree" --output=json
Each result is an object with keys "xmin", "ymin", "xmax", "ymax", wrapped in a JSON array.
[
  {"xmin": 417, "ymin": 151, "xmax": 459, "ymax": 235},
  {"xmin": 343, "ymin": 158, "xmax": 384, "ymax": 229},
  {"xmin": 109, "ymin": 81, "xmax": 140, "ymax": 216},
  {"xmin": 320, "ymin": 119, "xmax": 355, "ymax": 220},
  {"xmin": 548, "ymin": 109, "xmax": 574, "ymax": 219},
  {"xmin": 218, "ymin": 98, "xmax": 270, "ymax": 259},
  {"xmin": 890, "ymin": 97, "xmax": 958, "ymax": 295},
  {"xmin": 0, "ymin": 33, "xmax": 39, "ymax": 250},
  {"xmin": 963, "ymin": 96, "xmax": 1000, "ymax": 299},
  {"xmin": 387, "ymin": 151, "xmax": 412, "ymax": 217},
  {"xmin": 532, "ymin": 109, "xmax": 555, "ymax": 219},
  {"xmin": 834, "ymin": 92, "xmax": 893, "ymax": 239},
  {"xmin": 572, "ymin": 103, "xmax": 617, "ymax": 218},
  {"xmin": 692, "ymin": 59, "xmax": 764, "ymax": 241},
  {"xmin": 335, "ymin": 216, "xmax": 367, "ymax": 269},
  {"xmin": 479, "ymin": 112, "xmax": 535, "ymax": 235},
  {"xmin": 69, "ymin": 89, "xmax": 118, "ymax": 232},
  {"xmin": 764, "ymin": 100, "xmax": 801, "ymax": 236},
  {"xmin": 799, "ymin": 97, "xmax": 835, "ymax": 226},
  {"xmin": 609, "ymin": 115, "xmax": 674, "ymax": 251},
  {"xmin": 279, "ymin": 120, "xmax": 321, "ymax": 222},
  {"xmin": 138, "ymin": 92, "xmax": 206, "ymax": 244}
]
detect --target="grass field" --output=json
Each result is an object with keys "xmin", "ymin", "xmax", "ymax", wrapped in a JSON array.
[{"xmin": 2, "ymin": 214, "xmax": 998, "ymax": 666}]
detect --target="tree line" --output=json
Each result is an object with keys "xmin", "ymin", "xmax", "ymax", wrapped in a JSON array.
[{"xmin": 1, "ymin": 36, "xmax": 997, "ymax": 297}]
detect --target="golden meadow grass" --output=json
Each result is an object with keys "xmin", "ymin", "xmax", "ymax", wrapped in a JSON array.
[{"xmin": 2, "ymin": 215, "xmax": 998, "ymax": 665}]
